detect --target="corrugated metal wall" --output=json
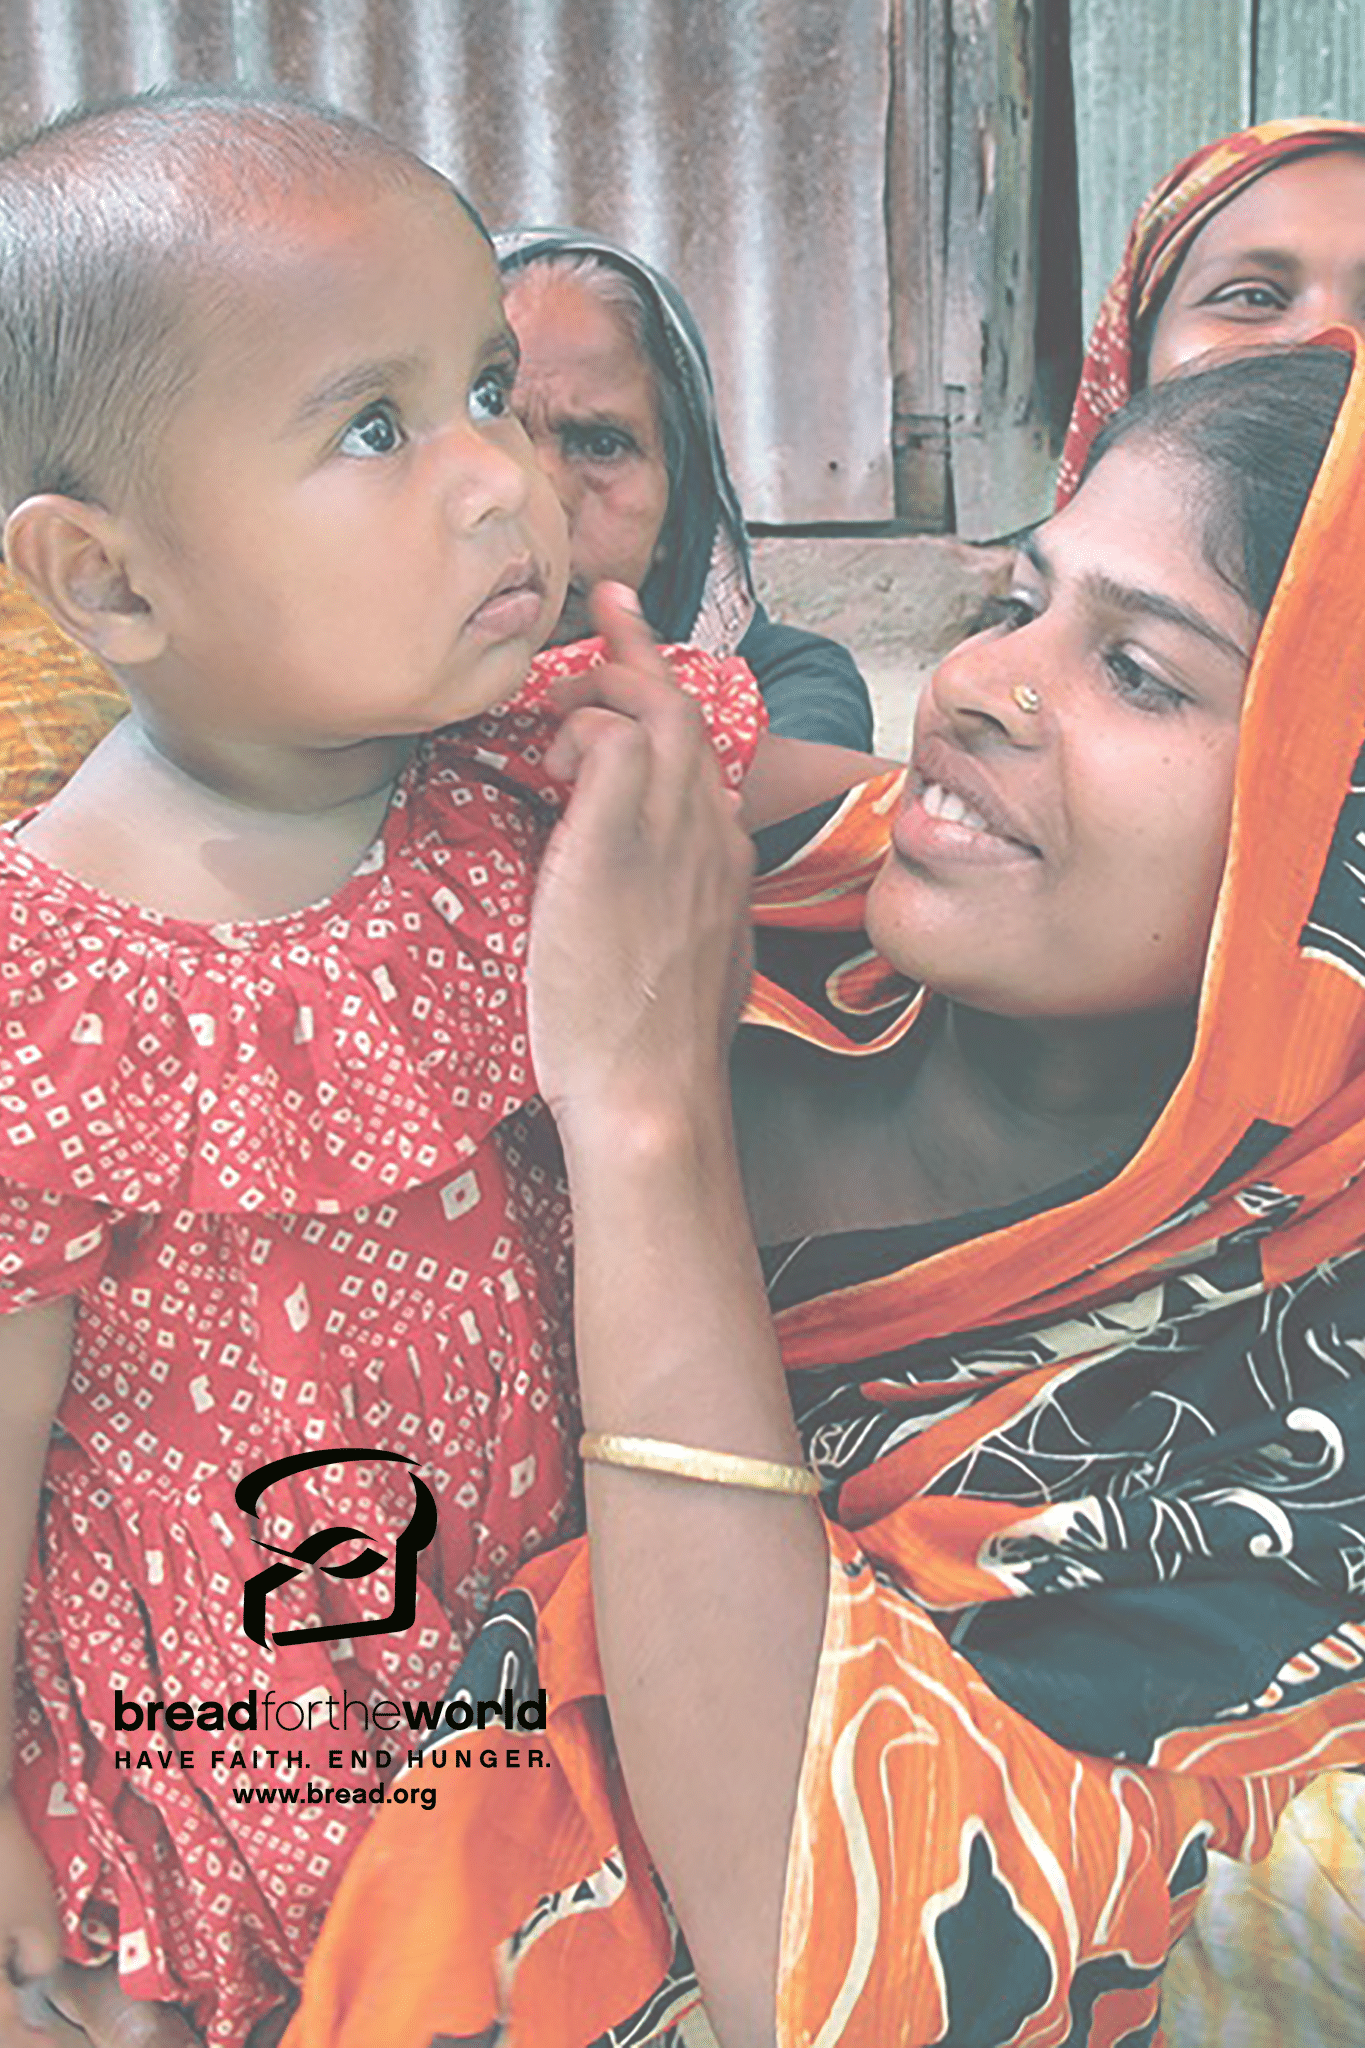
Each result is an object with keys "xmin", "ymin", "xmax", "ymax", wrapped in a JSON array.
[
  {"xmin": 0, "ymin": 0, "xmax": 895, "ymax": 524},
  {"xmin": 1071, "ymin": 0, "xmax": 1365, "ymax": 331},
  {"xmin": 7, "ymin": 2, "xmax": 1355, "ymax": 535},
  {"xmin": 0, "ymin": 0, "xmax": 1063, "ymax": 536}
]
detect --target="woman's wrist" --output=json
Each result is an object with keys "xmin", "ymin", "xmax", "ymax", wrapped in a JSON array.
[{"xmin": 553, "ymin": 1067, "xmax": 735, "ymax": 1176}]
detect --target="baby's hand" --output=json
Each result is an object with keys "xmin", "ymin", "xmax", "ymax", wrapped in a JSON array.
[{"xmin": 0, "ymin": 1789, "xmax": 60, "ymax": 2041}]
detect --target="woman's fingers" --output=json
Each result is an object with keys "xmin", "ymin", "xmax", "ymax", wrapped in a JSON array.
[
  {"xmin": 545, "ymin": 582, "xmax": 706, "ymax": 748},
  {"xmin": 528, "ymin": 717, "xmax": 750, "ymax": 1119},
  {"xmin": 587, "ymin": 580, "xmax": 665, "ymax": 677},
  {"xmin": 527, "ymin": 577, "xmax": 753, "ymax": 1120},
  {"xmin": 545, "ymin": 711, "xmax": 653, "ymax": 870},
  {"xmin": 540, "ymin": 704, "xmax": 632, "ymax": 785}
]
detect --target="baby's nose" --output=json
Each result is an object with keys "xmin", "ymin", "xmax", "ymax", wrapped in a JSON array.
[
  {"xmin": 522, "ymin": 436, "xmax": 581, "ymax": 522},
  {"xmin": 445, "ymin": 425, "xmax": 531, "ymax": 526}
]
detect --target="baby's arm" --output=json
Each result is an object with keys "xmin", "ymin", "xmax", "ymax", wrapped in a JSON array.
[
  {"xmin": 540, "ymin": 585, "xmax": 897, "ymax": 834},
  {"xmin": 0, "ymin": 1300, "xmax": 73, "ymax": 2040},
  {"xmin": 736, "ymin": 728, "xmax": 897, "ymax": 833}
]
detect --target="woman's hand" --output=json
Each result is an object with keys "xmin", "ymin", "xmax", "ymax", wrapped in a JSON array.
[
  {"xmin": 529, "ymin": 582, "xmax": 755, "ymax": 1129},
  {"xmin": 531, "ymin": 594, "xmax": 826, "ymax": 2048}
]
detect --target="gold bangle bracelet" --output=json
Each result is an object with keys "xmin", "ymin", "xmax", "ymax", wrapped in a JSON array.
[{"xmin": 579, "ymin": 1432, "xmax": 821, "ymax": 1497}]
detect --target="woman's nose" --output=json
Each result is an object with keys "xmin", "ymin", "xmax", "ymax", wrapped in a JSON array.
[
  {"xmin": 1281, "ymin": 290, "xmax": 1365, "ymax": 344},
  {"xmin": 927, "ymin": 621, "xmax": 1048, "ymax": 743}
]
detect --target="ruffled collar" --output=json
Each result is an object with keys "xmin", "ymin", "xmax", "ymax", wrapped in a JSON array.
[{"xmin": 0, "ymin": 728, "xmax": 558, "ymax": 1213}]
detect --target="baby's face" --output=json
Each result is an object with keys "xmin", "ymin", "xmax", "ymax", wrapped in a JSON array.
[{"xmin": 127, "ymin": 175, "xmax": 568, "ymax": 744}]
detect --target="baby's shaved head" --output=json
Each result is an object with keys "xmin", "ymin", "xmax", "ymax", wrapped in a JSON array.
[{"xmin": 0, "ymin": 84, "xmax": 485, "ymax": 524}]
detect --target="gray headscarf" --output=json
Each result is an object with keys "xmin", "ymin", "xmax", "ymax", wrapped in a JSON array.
[{"xmin": 496, "ymin": 226, "xmax": 757, "ymax": 655}]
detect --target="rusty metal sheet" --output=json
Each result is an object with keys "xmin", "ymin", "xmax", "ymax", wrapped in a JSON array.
[
  {"xmin": 1254, "ymin": 0, "xmax": 1365, "ymax": 122},
  {"xmin": 1069, "ymin": 0, "xmax": 1251, "ymax": 332},
  {"xmin": 939, "ymin": 0, "xmax": 1058, "ymax": 536},
  {"xmin": 0, "ymin": 0, "xmax": 897, "ymax": 524}
]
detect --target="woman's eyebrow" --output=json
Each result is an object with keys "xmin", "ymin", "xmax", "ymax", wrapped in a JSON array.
[
  {"xmin": 556, "ymin": 409, "xmax": 638, "ymax": 436},
  {"xmin": 1182, "ymin": 244, "xmax": 1300, "ymax": 285},
  {"xmin": 1083, "ymin": 570, "xmax": 1251, "ymax": 660},
  {"xmin": 1207, "ymin": 245, "xmax": 1298, "ymax": 272},
  {"xmin": 1022, "ymin": 530, "xmax": 1250, "ymax": 661}
]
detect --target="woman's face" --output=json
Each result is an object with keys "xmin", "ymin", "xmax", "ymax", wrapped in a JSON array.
[
  {"xmin": 504, "ymin": 269, "xmax": 671, "ymax": 645},
  {"xmin": 1147, "ymin": 149, "xmax": 1365, "ymax": 384},
  {"xmin": 868, "ymin": 440, "xmax": 1258, "ymax": 1019}
]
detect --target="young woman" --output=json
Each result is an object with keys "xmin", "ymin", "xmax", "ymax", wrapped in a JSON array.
[{"xmin": 287, "ymin": 340, "xmax": 1365, "ymax": 2048}]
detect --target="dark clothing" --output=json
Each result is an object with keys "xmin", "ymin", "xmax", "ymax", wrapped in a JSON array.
[{"xmin": 739, "ymin": 602, "xmax": 873, "ymax": 750}]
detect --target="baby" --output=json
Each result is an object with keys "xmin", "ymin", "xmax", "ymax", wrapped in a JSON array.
[{"xmin": 0, "ymin": 84, "xmax": 861, "ymax": 2048}]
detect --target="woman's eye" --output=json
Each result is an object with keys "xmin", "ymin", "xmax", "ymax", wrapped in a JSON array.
[
  {"xmin": 968, "ymin": 593, "xmax": 1038, "ymax": 637},
  {"xmin": 1104, "ymin": 648, "xmax": 1185, "ymax": 713},
  {"xmin": 470, "ymin": 366, "xmax": 514, "ymax": 423},
  {"xmin": 1207, "ymin": 281, "xmax": 1289, "ymax": 314},
  {"xmin": 339, "ymin": 403, "xmax": 404, "ymax": 458},
  {"xmin": 565, "ymin": 425, "xmax": 634, "ymax": 463}
]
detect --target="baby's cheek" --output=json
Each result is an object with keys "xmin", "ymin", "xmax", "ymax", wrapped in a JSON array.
[{"xmin": 537, "ymin": 484, "xmax": 572, "ymax": 590}]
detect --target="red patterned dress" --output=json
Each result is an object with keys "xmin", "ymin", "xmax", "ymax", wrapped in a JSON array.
[{"xmin": 0, "ymin": 642, "xmax": 762, "ymax": 2044}]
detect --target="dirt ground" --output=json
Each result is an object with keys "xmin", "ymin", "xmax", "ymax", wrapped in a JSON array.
[{"xmin": 752, "ymin": 533, "xmax": 1012, "ymax": 754}]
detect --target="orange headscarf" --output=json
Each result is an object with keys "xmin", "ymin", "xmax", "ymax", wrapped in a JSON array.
[
  {"xmin": 1057, "ymin": 117, "xmax": 1365, "ymax": 504},
  {"xmin": 288, "ymin": 340, "xmax": 1365, "ymax": 2048}
]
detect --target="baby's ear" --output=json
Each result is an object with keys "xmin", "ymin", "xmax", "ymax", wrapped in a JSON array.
[{"xmin": 3, "ymin": 494, "xmax": 168, "ymax": 666}]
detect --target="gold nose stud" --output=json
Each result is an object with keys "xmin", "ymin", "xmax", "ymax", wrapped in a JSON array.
[{"xmin": 1013, "ymin": 684, "xmax": 1041, "ymax": 714}]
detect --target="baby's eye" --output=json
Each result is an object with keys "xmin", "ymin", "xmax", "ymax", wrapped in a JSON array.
[
  {"xmin": 470, "ymin": 366, "xmax": 515, "ymax": 423},
  {"xmin": 339, "ymin": 402, "xmax": 404, "ymax": 458},
  {"xmin": 1104, "ymin": 647, "xmax": 1186, "ymax": 714}
]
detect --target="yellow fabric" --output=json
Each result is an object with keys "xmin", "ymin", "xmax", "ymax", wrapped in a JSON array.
[
  {"xmin": 0, "ymin": 569, "xmax": 125, "ymax": 820},
  {"xmin": 1162, "ymin": 1773, "xmax": 1365, "ymax": 2046}
]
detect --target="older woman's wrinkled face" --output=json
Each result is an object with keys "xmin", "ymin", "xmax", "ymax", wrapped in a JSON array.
[
  {"xmin": 505, "ymin": 271, "xmax": 671, "ymax": 645},
  {"xmin": 868, "ymin": 441, "xmax": 1257, "ymax": 1019},
  {"xmin": 1147, "ymin": 149, "xmax": 1365, "ymax": 383}
]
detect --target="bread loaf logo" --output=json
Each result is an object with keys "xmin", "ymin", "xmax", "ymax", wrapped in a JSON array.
[{"xmin": 234, "ymin": 1448, "xmax": 438, "ymax": 1648}]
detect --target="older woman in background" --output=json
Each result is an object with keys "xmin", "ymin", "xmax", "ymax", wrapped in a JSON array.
[
  {"xmin": 1058, "ymin": 115, "xmax": 1365, "ymax": 499},
  {"xmin": 498, "ymin": 227, "xmax": 875, "ymax": 750}
]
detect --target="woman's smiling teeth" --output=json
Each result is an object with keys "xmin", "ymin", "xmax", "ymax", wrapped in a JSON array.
[{"xmin": 920, "ymin": 780, "xmax": 991, "ymax": 832}]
